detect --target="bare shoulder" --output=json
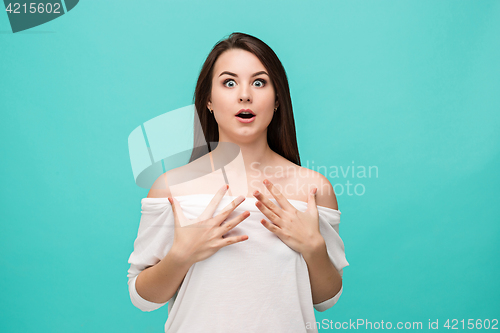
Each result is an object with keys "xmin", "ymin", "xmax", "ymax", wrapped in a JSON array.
[
  {"xmin": 270, "ymin": 154, "xmax": 338, "ymax": 210},
  {"xmin": 146, "ymin": 153, "xmax": 215, "ymax": 198},
  {"xmin": 146, "ymin": 171, "xmax": 172, "ymax": 198},
  {"xmin": 297, "ymin": 166, "xmax": 338, "ymax": 210}
]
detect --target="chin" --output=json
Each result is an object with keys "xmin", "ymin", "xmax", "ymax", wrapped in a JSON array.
[{"xmin": 226, "ymin": 129, "xmax": 262, "ymax": 143}]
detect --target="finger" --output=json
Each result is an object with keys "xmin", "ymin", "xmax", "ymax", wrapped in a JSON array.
[
  {"xmin": 260, "ymin": 218, "xmax": 283, "ymax": 237},
  {"xmin": 307, "ymin": 187, "xmax": 319, "ymax": 214},
  {"xmin": 217, "ymin": 234, "xmax": 249, "ymax": 248},
  {"xmin": 212, "ymin": 195, "xmax": 246, "ymax": 225},
  {"xmin": 253, "ymin": 190, "xmax": 284, "ymax": 217},
  {"xmin": 255, "ymin": 200, "xmax": 283, "ymax": 227},
  {"xmin": 263, "ymin": 179, "xmax": 295, "ymax": 212},
  {"xmin": 168, "ymin": 197, "xmax": 188, "ymax": 227},
  {"xmin": 219, "ymin": 211, "xmax": 250, "ymax": 236},
  {"xmin": 199, "ymin": 184, "xmax": 229, "ymax": 220}
]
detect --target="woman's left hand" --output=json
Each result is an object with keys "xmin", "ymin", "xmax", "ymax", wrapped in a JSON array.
[{"xmin": 253, "ymin": 179, "xmax": 324, "ymax": 256}]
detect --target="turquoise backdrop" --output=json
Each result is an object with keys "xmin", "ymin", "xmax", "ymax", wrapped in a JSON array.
[{"xmin": 1, "ymin": 0, "xmax": 499, "ymax": 332}]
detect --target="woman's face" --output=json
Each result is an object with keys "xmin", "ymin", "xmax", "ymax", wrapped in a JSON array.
[{"xmin": 207, "ymin": 48, "xmax": 279, "ymax": 144}]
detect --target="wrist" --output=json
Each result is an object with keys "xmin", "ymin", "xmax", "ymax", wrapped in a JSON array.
[
  {"xmin": 167, "ymin": 246, "xmax": 194, "ymax": 268},
  {"xmin": 302, "ymin": 235, "xmax": 326, "ymax": 261}
]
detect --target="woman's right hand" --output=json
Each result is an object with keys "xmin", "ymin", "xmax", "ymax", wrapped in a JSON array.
[{"xmin": 167, "ymin": 184, "xmax": 249, "ymax": 265}]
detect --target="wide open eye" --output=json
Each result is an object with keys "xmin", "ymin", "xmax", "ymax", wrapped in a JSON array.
[
  {"xmin": 253, "ymin": 79, "xmax": 267, "ymax": 87},
  {"xmin": 223, "ymin": 79, "xmax": 236, "ymax": 88}
]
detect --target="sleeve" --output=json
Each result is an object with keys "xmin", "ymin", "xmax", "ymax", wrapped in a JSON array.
[
  {"xmin": 127, "ymin": 198, "xmax": 176, "ymax": 312},
  {"xmin": 313, "ymin": 208, "xmax": 349, "ymax": 312}
]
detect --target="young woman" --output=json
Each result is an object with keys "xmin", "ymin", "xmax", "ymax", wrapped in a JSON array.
[{"xmin": 127, "ymin": 32, "xmax": 349, "ymax": 333}]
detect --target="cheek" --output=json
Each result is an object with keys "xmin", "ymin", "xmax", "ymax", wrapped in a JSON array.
[
  {"xmin": 260, "ymin": 109, "xmax": 275, "ymax": 127},
  {"xmin": 263, "ymin": 94, "xmax": 277, "ymax": 115},
  {"xmin": 212, "ymin": 89, "xmax": 233, "ymax": 109}
]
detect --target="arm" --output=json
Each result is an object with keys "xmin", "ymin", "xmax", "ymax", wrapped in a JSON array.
[
  {"xmin": 134, "ymin": 247, "xmax": 192, "ymax": 304},
  {"xmin": 305, "ymin": 174, "xmax": 343, "ymax": 307},
  {"xmin": 131, "ymin": 172, "xmax": 189, "ymax": 306},
  {"xmin": 303, "ymin": 239, "xmax": 343, "ymax": 305}
]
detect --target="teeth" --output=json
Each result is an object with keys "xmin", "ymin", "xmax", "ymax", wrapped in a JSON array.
[{"xmin": 239, "ymin": 112, "xmax": 252, "ymax": 115}]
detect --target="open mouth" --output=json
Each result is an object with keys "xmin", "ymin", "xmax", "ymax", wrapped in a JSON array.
[
  {"xmin": 235, "ymin": 111, "xmax": 256, "ymax": 123},
  {"xmin": 236, "ymin": 113, "xmax": 255, "ymax": 119}
]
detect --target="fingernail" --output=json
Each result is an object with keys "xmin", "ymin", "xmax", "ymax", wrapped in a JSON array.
[
  {"xmin": 312, "ymin": 188, "xmax": 318, "ymax": 195},
  {"xmin": 253, "ymin": 190, "xmax": 260, "ymax": 196},
  {"xmin": 221, "ymin": 184, "xmax": 229, "ymax": 191},
  {"xmin": 263, "ymin": 179, "xmax": 270, "ymax": 186},
  {"xmin": 168, "ymin": 197, "xmax": 172, "ymax": 204}
]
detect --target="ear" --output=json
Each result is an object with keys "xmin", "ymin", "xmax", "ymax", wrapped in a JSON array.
[
  {"xmin": 274, "ymin": 99, "xmax": 279, "ymax": 109},
  {"xmin": 207, "ymin": 100, "xmax": 212, "ymax": 110}
]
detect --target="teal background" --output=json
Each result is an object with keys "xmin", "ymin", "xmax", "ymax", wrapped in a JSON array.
[{"xmin": 1, "ymin": 0, "xmax": 499, "ymax": 332}]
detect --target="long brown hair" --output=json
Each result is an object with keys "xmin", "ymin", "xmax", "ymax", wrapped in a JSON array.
[{"xmin": 189, "ymin": 32, "xmax": 301, "ymax": 166}]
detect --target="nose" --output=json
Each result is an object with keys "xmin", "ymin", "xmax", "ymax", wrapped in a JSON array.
[{"xmin": 239, "ymin": 85, "xmax": 252, "ymax": 103}]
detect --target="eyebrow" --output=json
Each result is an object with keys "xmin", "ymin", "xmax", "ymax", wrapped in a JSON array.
[{"xmin": 218, "ymin": 71, "xmax": 269, "ymax": 78}]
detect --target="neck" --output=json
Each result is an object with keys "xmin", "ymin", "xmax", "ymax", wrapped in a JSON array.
[{"xmin": 212, "ymin": 132, "xmax": 276, "ymax": 175}]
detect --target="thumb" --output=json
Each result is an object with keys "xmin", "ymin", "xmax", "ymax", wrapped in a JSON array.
[{"xmin": 307, "ymin": 187, "xmax": 318, "ymax": 214}]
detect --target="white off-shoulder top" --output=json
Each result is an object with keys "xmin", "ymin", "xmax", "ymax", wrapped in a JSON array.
[{"xmin": 127, "ymin": 194, "xmax": 349, "ymax": 333}]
